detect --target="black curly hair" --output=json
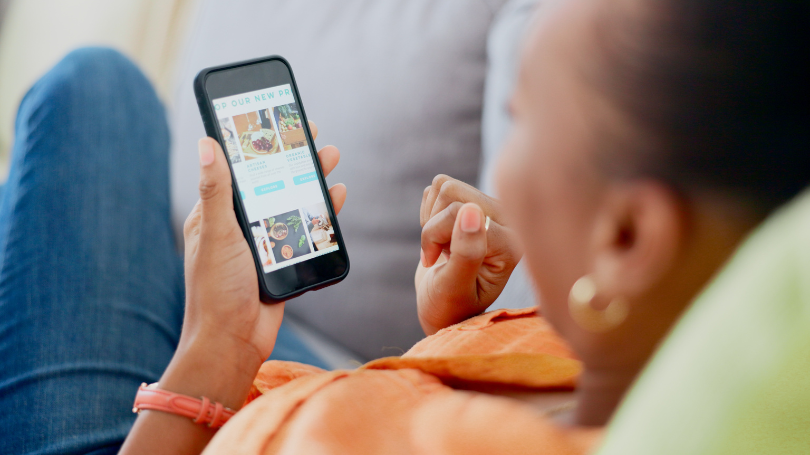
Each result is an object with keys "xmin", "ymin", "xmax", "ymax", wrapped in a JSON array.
[{"xmin": 592, "ymin": 0, "xmax": 810, "ymax": 218}]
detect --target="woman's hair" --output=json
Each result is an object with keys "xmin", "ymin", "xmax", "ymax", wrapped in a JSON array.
[{"xmin": 593, "ymin": 0, "xmax": 810, "ymax": 218}]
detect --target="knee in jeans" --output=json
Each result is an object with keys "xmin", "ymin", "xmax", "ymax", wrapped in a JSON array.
[
  {"xmin": 56, "ymin": 47, "xmax": 146, "ymax": 88},
  {"xmin": 12, "ymin": 46, "xmax": 166, "ymax": 171},
  {"xmin": 20, "ymin": 46, "xmax": 157, "ymax": 119},
  {"xmin": 63, "ymin": 47, "xmax": 135, "ymax": 69}
]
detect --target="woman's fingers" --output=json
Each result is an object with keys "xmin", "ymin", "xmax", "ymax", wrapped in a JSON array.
[
  {"xmin": 318, "ymin": 145, "xmax": 340, "ymax": 177},
  {"xmin": 316, "ymin": 142, "xmax": 344, "ymax": 212},
  {"xmin": 309, "ymin": 121, "xmax": 318, "ymax": 140},
  {"xmin": 421, "ymin": 201, "xmax": 515, "ymax": 269},
  {"xmin": 420, "ymin": 174, "xmax": 504, "ymax": 228},
  {"xmin": 420, "ymin": 175, "xmax": 451, "ymax": 227},
  {"xmin": 428, "ymin": 203, "xmax": 488, "ymax": 308},
  {"xmin": 421, "ymin": 185, "xmax": 432, "ymax": 225},
  {"xmin": 421, "ymin": 202, "xmax": 463, "ymax": 267},
  {"xmin": 329, "ymin": 183, "xmax": 347, "ymax": 215},
  {"xmin": 430, "ymin": 179, "xmax": 503, "ymax": 224},
  {"xmin": 196, "ymin": 138, "xmax": 236, "ymax": 239}
]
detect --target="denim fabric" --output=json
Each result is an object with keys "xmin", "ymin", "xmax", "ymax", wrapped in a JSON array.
[{"xmin": 0, "ymin": 48, "xmax": 325, "ymax": 455}]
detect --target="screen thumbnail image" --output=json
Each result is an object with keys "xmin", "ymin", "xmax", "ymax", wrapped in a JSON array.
[
  {"xmin": 249, "ymin": 221, "xmax": 274, "ymax": 270},
  {"xmin": 263, "ymin": 209, "xmax": 312, "ymax": 263},
  {"xmin": 273, "ymin": 102, "xmax": 307, "ymax": 150},
  {"xmin": 218, "ymin": 117, "xmax": 242, "ymax": 164},
  {"xmin": 233, "ymin": 109, "xmax": 280, "ymax": 160},
  {"xmin": 301, "ymin": 202, "xmax": 338, "ymax": 252}
]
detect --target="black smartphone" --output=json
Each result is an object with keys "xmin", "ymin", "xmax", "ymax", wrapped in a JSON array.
[{"xmin": 194, "ymin": 56, "xmax": 349, "ymax": 302}]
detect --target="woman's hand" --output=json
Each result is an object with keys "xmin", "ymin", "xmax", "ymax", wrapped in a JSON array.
[
  {"xmin": 173, "ymin": 122, "xmax": 345, "ymax": 404},
  {"xmin": 416, "ymin": 175, "xmax": 522, "ymax": 335},
  {"xmin": 121, "ymin": 123, "xmax": 345, "ymax": 455}
]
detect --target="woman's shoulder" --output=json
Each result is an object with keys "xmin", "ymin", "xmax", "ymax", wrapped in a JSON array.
[
  {"xmin": 411, "ymin": 390, "xmax": 603, "ymax": 455},
  {"xmin": 205, "ymin": 308, "xmax": 595, "ymax": 454}
]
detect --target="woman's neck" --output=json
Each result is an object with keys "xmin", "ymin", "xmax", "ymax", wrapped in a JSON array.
[{"xmin": 573, "ymin": 364, "xmax": 643, "ymax": 426}]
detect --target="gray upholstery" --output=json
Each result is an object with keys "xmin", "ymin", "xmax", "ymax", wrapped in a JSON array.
[
  {"xmin": 170, "ymin": 0, "xmax": 511, "ymax": 360},
  {"xmin": 479, "ymin": 0, "xmax": 543, "ymax": 311},
  {"xmin": 0, "ymin": 0, "xmax": 10, "ymax": 30}
]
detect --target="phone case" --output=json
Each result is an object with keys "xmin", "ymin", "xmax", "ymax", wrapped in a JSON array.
[{"xmin": 194, "ymin": 55, "xmax": 349, "ymax": 303}]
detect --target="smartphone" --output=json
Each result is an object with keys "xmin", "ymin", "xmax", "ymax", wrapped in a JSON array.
[{"xmin": 194, "ymin": 56, "xmax": 349, "ymax": 302}]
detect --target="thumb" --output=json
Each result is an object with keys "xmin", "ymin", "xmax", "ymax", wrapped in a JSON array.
[
  {"xmin": 434, "ymin": 203, "xmax": 487, "ymax": 302},
  {"xmin": 198, "ymin": 138, "xmax": 234, "ymax": 234}
]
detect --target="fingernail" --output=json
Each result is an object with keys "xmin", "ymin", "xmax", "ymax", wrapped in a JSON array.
[
  {"xmin": 420, "ymin": 249, "xmax": 427, "ymax": 267},
  {"xmin": 199, "ymin": 139, "xmax": 215, "ymax": 166},
  {"xmin": 460, "ymin": 206, "xmax": 482, "ymax": 233}
]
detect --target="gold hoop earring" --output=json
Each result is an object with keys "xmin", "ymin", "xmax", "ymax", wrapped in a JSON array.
[{"xmin": 568, "ymin": 275, "xmax": 629, "ymax": 333}]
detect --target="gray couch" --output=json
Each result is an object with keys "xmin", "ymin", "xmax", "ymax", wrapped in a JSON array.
[
  {"xmin": 0, "ymin": 1, "xmax": 9, "ymax": 27},
  {"xmin": 170, "ymin": 0, "xmax": 539, "ymax": 363}
]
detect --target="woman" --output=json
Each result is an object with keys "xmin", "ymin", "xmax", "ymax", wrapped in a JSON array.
[
  {"xmin": 1, "ymin": 0, "xmax": 808, "ymax": 454},
  {"xmin": 416, "ymin": 0, "xmax": 809, "ymax": 432},
  {"xmin": 137, "ymin": 0, "xmax": 810, "ymax": 451}
]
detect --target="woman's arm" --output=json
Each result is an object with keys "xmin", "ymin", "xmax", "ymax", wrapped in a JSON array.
[
  {"xmin": 120, "ymin": 337, "xmax": 264, "ymax": 455},
  {"xmin": 121, "ymin": 128, "xmax": 346, "ymax": 455}
]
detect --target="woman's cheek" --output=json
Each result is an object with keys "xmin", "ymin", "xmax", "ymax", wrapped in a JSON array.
[{"xmin": 495, "ymin": 131, "xmax": 533, "ymax": 217}]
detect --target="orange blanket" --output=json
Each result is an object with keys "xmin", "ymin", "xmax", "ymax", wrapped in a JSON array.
[{"xmin": 204, "ymin": 308, "xmax": 602, "ymax": 454}]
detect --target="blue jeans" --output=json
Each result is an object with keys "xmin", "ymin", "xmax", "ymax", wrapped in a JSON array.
[{"xmin": 0, "ymin": 48, "xmax": 326, "ymax": 455}]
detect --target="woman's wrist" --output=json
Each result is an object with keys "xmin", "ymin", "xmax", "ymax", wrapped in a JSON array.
[{"xmin": 158, "ymin": 333, "xmax": 266, "ymax": 410}]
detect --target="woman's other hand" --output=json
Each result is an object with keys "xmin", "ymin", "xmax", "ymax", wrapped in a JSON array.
[{"xmin": 416, "ymin": 175, "xmax": 522, "ymax": 335}]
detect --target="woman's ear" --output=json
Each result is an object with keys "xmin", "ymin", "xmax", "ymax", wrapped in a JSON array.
[{"xmin": 589, "ymin": 181, "xmax": 686, "ymax": 304}]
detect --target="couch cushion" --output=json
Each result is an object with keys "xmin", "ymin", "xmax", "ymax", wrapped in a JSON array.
[{"xmin": 171, "ymin": 0, "xmax": 508, "ymax": 360}]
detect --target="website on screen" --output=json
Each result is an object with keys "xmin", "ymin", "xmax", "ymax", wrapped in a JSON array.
[{"xmin": 213, "ymin": 85, "xmax": 339, "ymax": 273}]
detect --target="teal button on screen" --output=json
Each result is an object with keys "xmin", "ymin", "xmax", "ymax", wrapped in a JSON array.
[
  {"xmin": 293, "ymin": 172, "xmax": 317, "ymax": 185},
  {"xmin": 254, "ymin": 181, "xmax": 285, "ymax": 196}
]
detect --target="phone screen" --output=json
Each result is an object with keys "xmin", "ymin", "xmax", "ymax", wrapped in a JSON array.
[{"xmin": 212, "ymin": 84, "xmax": 339, "ymax": 274}]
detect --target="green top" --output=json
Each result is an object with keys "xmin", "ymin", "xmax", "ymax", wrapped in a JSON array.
[{"xmin": 597, "ymin": 190, "xmax": 810, "ymax": 454}]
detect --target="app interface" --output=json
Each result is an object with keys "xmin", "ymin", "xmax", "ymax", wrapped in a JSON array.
[{"xmin": 213, "ymin": 85, "xmax": 339, "ymax": 273}]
